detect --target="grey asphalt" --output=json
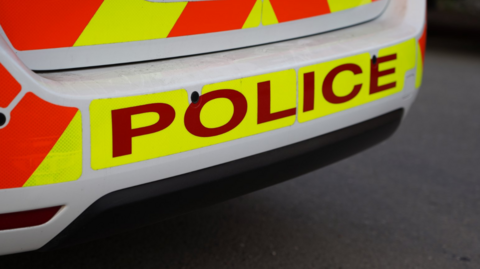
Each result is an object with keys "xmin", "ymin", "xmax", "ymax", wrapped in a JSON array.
[{"xmin": 2, "ymin": 34, "xmax": 480, "ymax": 269}]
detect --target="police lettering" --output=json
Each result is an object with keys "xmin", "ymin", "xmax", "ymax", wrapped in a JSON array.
[{"xmin": 110, "ymin": 53, "xmax": 399, "ymax": 158}]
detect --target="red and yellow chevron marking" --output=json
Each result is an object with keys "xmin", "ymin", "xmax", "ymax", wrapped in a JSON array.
[
  {"xmin": 168, "ymin": 0, "xmax": 261, "ymax": 37},
  {"xmin": 416, "ymin": 24, "xmax": 427, "ymax": 88},
  {"xmin": 0, "ymin": 0, "xmax": 104, "ymax": 51},
  {"xmin": 264, "ymin": 0, "xmax": 381, "ymax": 25},
  {"xmin": 0, "ymin": 63, "xmax": 21, "ymax": 108},
  {"xmin": 263, "ymin": 0, "xmax": 331, "ymax": 25},
  {"xmin": 0, "ymin": 92, "xmax": 82, "ymax": 190},
  {"xmin": 0, "ymin": 0, "xmax": 381, "ymax": 51}
]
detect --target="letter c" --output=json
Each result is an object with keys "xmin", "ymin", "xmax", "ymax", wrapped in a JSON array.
[{"xmin": 323, "ymin": 64, "xmax": 363, "ymax": 104}]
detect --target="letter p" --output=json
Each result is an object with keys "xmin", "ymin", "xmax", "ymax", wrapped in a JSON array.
[{"xmin": 111, "ymin": 104, "xmax": 175, "ymax": 158}]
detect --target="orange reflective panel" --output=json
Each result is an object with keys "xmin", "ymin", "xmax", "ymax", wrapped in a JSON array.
[
  {"xmin": 268, "ymin": 0, "xmax": 330, "ymax": 23},
  {"xmin": 168, "ymin": 0, "xmax": 258, "ymax": 37},
  {"xmin": 0, "ymin": 93, "xmax": 80, "ymax": 189},
  {"xmin": 0, "ymin": 0, "xmax": 381, "ymax": 50},
  {"xmin": 0, "ymin": 0, "xmax": 104, "ymax": 50},
  {"xmin": 419, "ymin": 25, "xmax": 427, "ymax": 63}
]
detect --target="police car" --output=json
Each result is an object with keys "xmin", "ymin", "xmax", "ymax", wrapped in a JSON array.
[{"xmin": 0, "ymin": 0, "xmax": 426, "ymax": 254}]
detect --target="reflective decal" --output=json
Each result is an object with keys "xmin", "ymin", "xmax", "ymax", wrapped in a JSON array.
[
  {"xmin": 23, "ymin": 112, "xmax": 82, "ymax": 187},
  {"xmin": 74, "ymin": 0, "xmax": 187, "ymax": 47},
  {"xmin": 167, "ymin": 0, "xmax": 260, "ymax": 37},
  {"xmin": 327, "ymin": 0, "xmax": 376, "ymax": 13},
  {"xmin": 243, "ymin": 0, "xmax": 263, "ymax": 29},
  {"xmin": 91, "ymin": 39, "xmax": 417, "ymax": 170},
  {"xmin": 299, "ymin": 39, "xmax": 416, "ymax": 122},
  {"xmin": 90, "ymin": 70, "xmax": 297, "ymax": 170},
  {"xmin": 1, "ymin": 0, "xmax": 383, "ymax": 50},
  {"xmin": 0, "ymin": 93, "xmax": 82, "ymax": 189},
  {"xmin": 263, "ymin": 0, "xmax": 378, "ymax": 26},
  {"xmin": 416, "ymin": 24, "xmax": 427, "ymax": 89},
  {"xmin": 0, "ymin": 0, "xmax": 104, "ymax": 51},
  {"xmin": 262, "ymin": 0, "xmax": 330, "ymax": 25}
]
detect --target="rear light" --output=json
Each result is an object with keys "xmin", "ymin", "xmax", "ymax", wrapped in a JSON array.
[{"xmin": 0, "ymin": 206, "xmax": 62, "ymax": 231}]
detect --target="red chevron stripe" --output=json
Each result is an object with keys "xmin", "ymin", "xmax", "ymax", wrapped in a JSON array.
[
  {"xmin": 269, "ymin": 0, "xmax": 330, "ymax": 23},
  {"xmin": 168, "ymin": 0, "xmax": 257, "ymax": 38},
  {"xmin": 0, "ymin": 93, "xmax": 78, "ymax": 189},
  {"xmin": 0, "ymin": 0, "xmax": 104, "ymax": 50},
  {"xmin": 419, "ymin": 25, "xmax": 427, "ymax": 63}
]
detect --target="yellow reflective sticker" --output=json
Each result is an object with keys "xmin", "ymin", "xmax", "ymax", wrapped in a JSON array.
[
  {"xmin": 377, "ymin": 39, "xmax": 416, "ymax": 95},
  {"xmin": 90, "ymin": 39, "xmax": 417, "ymax": 170},
  {"xmin": 327, "ymin": 0, "xmax": 373, "ymax": 13},
  {"xmin": 74, "ymin": 0, "xmax": 187, "ymax": 47},
  {"xmin": 243, "ymin": 0, "xmax": 263, "ymax": 29},
  {"xmin": 298, "ymin": 53, "xmax": 371, "ymax": 123},
  {"xmin": 298, "ymin": 39, "xmax": 416, "ymax": 123},
  {"xmin": 90, "ymin": 70, "xmax": 297, "ymax": 170},
  {"xmin": 71, "ymin": 0, "xmax": 382, "ymax": 47},
  {"xmin": 23, "ymin": 111, "xmax": 83, "ymax": 187},
  {"xmin": 262, "ymin": 0, "xmax": 279, "ymax": 26}
]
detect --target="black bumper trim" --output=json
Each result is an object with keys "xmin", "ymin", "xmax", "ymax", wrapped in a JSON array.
[{"xmin": 42, "ymin": 109, "xmax": 404, "ymax": 250}]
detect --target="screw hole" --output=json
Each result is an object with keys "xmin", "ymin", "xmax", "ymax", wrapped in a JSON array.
[
  {"xmin": 372, "ymin": 55, "xmax": 378, "ymax": 65},
  {"xmin": 0, "ymin": 113, "xmax": 6, "ymax": 127},
  {"xmin": 191, "ymin": 91, "xmax": 200, "ymax": 104}
]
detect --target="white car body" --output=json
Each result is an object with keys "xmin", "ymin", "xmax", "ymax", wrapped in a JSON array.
[{"xmin": 0, "ymin": 0, "xmax": 426, "ymax": 255}]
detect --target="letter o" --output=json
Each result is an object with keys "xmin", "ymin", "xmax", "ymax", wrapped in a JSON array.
[{"xmin": 185, "ymin": 89, "xmax": 247, "ymax": 137}]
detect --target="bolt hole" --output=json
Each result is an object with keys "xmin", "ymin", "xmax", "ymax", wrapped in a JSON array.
[
  {"xmin": 0, "ymin": 113, "xmax": 6, "ymax": 127},
  {"xmin": 372, "ymin": 55, "xmax": 378, "ymax": 65},
  {"xmin": 191, "ymin": 91, "xmax": 200, "ymax": 104}
]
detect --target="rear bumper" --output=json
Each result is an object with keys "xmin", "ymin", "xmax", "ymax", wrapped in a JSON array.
[
  {"xmin": 0, "ymin": 0, "xmax": 426, "ymax": 255},
  {"xmin": 42, "ymin": 109, "xmax": 403, "ymax": 250}
]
